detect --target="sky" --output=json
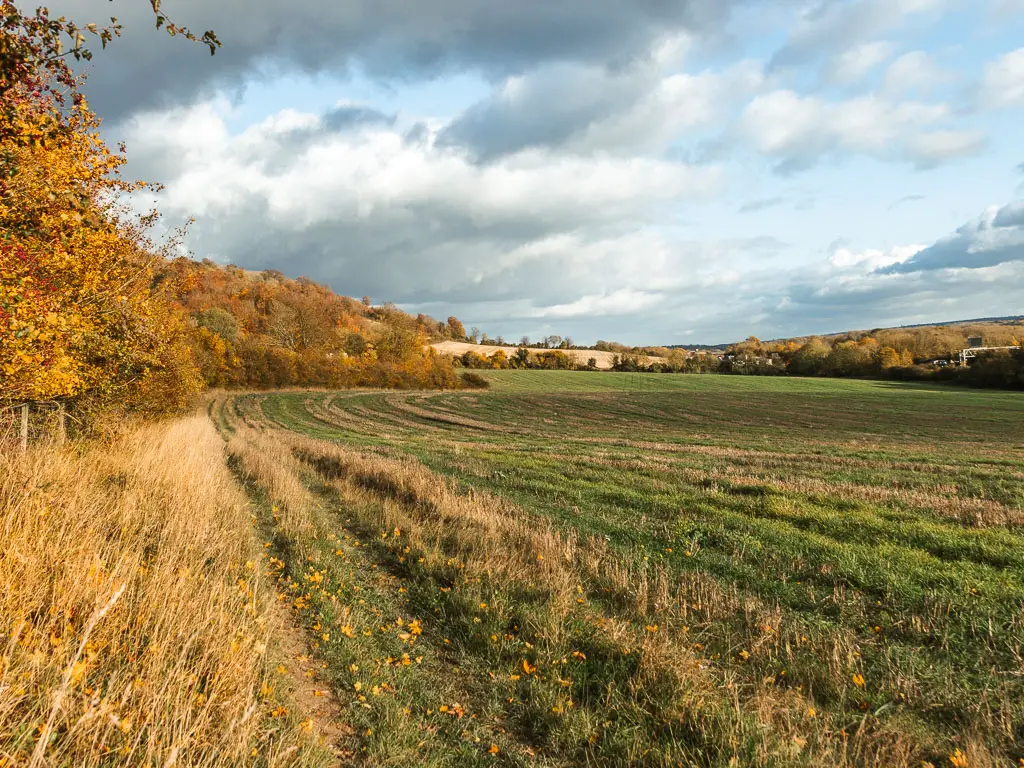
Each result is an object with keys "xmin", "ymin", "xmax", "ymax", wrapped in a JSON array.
[{"xmin": 53, "ymin": 0, "xmax": 1024, "ymax": 345}]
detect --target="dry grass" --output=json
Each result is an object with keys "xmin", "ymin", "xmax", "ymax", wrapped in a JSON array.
[
  {"xmin": 249, "ymin": 385, "xmax": 1024, "ymax": 766},
  {"xmin": 0, "ymin": 416, "xmax": 332, "ymax": 767},
  {"xmin": 234, "ymin": 422, "xmax": 957, "ymax": 766}
]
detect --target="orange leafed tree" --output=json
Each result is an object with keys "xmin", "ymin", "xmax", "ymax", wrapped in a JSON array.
[{"xmin": 0, "ymin": 2, "xmax": 201, "ymax": 411}]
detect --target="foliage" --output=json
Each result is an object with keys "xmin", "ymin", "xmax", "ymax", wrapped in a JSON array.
[
  {"xmin": 168, "ymin": 260, "xmax": 462, "ymax": 390},
  {"xmin": 0, "ymin": 6, "xmax": 201, "ymax": 412},
  {"xmin": 720, "ymin": 325, "xmax": 1024, "ymax": 389},
  {"xmin": 459, "ymin": 371, "xmax": 490, "ymax": 389}
]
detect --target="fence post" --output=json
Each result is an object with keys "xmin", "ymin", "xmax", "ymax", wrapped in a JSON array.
[
  {"xmin": 56, "ymin": 402, "xmax": 66, "ymax": 446},
  {"xmin": 21, "ymin": 403, "xmax": 29, "ymax": 451}
]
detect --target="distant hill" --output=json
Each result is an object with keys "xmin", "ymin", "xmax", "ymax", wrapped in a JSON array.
[
  {"xmin": 665, "ymin": 316, "xmax": 1024, "ymax": 352},
  {"xmin": 166, "ymin": 259, "xmax": 462, "ymax": 389},
  {"xmin": 754, "ymin": 315, "xmax": 1024, "ymax": 349}
]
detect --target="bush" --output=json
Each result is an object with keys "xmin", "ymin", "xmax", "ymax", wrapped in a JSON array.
[{"xmin": 460, "ymin": 372, "xmax": 491, "ymax": 389}]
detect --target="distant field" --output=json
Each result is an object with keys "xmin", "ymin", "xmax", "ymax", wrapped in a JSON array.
[
  {"xmin": 431, "ymin": 341, "xmax": 667, "ymax": 369},
  {"xmin": 218, "ymin": 372, "xmax": 1024, "ymax": 767}
]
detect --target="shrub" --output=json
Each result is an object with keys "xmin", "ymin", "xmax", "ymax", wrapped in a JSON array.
[{"xmin": 460, "ymin": 372, "xmax": 491, "ymax": 389}]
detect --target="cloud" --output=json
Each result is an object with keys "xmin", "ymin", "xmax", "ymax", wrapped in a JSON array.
[
  {"xmin": 882, "ymin": 51, "xmax": 948, "ymax": 95},
  {"xmin": 531, "ymin": 289, "xmax": 666, "ymax": 319},
  {"xmin": 979, "ymin": 48, "xmax": 1024, "ymax": 109},
  {"xmin": 990, "ymin": 0, "xmax": 1024, "ymax": 18},
  {"xmin": 51, "ymin": 0, "xmax": 744, "ymax": 121},
  {"xmin": 888, "ymin": 194, "xmax": 926, "ymax": 210},
  {"xmin": 829, "ymin": 244, "xmax": 924, "ymax": 270},
  {"xmin": 122, "ymin": 101, "xmax": 723, "ymax": 312},
  {"xmin": 321, "ymin": 105, "xmax": 396, "ymax": 132},
  {"xmin": 826, "ymin": 41, "xmax": 894, "ymax": 84},
  {"xmin": 881, "ymin": 201, "xmax": 1024, "ymax": 273},
  {"xmin": 438, "ymin": 50, "xmax": 765, "ymax": 160},
  {"xmin": 738, "ymin": 90, "xmax": 980, "ymax": 170},
  {"xmin": 769, "ymin": 0, "xmax": 945, "ymax": 72},
  {"xmin": 739, "ymin": 197, "xmax": 785, "ymax": 213}
]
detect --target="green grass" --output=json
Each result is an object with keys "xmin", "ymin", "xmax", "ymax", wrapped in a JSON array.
[{"xmin": 226, "ymin": 373, "xmax": 1024, "ymax": 766}]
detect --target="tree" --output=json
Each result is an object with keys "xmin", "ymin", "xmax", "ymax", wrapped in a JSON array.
[
  {"xmin": 0, "ymin": 1, "xmax": 220, "ymax": 413},
  {"xmin": 788, "ymin": 339, "xmax": 831, "ymax": 376},
  {"xmin": 874, "ymin": 346, "xmax": 902, "ymax": 370},
  {"xmin": 447, "ymin": 316, "xmax": 466, "ymax": 341},
  {"xmin": 195, "ymin": 307, "xmax": 240, "ymax": 342},
  {"xmin": 469, "ymin": 327, "xmax": 481, "ymax": 344},
  {"xmin": 0, "ymin": 22, "xmax": 201, "ymax": 410}
]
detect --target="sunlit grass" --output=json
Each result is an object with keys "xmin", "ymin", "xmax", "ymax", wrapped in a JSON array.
[{"xmin": 220, "ymin": 375, "xmax": 1024, "ymax": 767}]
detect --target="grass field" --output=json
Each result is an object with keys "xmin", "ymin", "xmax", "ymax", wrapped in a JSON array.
[{"xmin": 215, "ymin": 372, "xmax": 1024, "ymax": 767}]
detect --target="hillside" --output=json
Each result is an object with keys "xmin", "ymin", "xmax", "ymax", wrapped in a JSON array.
[
  {"xmin": 166, "ymin": 259, "xmax": 461, "ymax": 390},
  {"xmin": 734, "ymin": 317, "xmax": 1024, "ymax": 359}
]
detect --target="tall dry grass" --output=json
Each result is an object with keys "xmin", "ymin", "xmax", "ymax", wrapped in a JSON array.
[{"xmin": 0, "ymin": 416, "xmax": 329, "ymax": 766}]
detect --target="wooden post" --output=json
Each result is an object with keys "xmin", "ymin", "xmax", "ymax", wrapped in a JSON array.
[
  {"xmin": 56, "ymin": 403, "xmax": 66, "ymax": 447},
  {"xmin": 21, "ymin": 403, "xmax": 29, "ymax": 451}
]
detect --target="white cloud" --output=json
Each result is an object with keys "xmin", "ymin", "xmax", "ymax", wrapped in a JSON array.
[
  {"xmin": 771, "ymin": 0, "xmax": 947, "ymax": 70},
  {"xmin": 126, "ymin": 102, "xmax": 722, "ymax": 231},
  {"xmin": 907, "ymin": 130, "xmax": 988, "ymax": 166},
  {"xmin": 739, "ymin": 90, "xmax": 967, "ymax": 169},
  {"xmin": 882, "ymin": 51, "xmax": 948, "ymax": 95},
  {"xmin": 533, "ymin": 289, "xmax": 666, "ymax": 318},
  {"xmin": 980, "ymin": 48, "xmax": 1024, "ymax": 108},
  {"xmin": 830, "ymin": 244, "xmax": 925, "ymax": 270},
  {"xmin": 827, "ymin": 41, "xmax": 894, "ymax": 84}
]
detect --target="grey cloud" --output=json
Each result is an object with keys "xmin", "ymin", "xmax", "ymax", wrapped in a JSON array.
[
  {"xmin": 993, "ymin": 202, "xmax": 1024, "ymax": 228},
  {"xmin": 437, "ymin": 63, "xmax": 650, "ymax": 161},
  {"xmin": 739, "ymin": 197, "xmax": 785, "ymax": 213},
  {"xmin": 51, "ymin": 0, "xmax": 743, "ymax": 121},
  {"xmin": 888, "ymin": 194, "xmax": 926, "ymax": 210},
  {"xmin": 322, "ymin": 106, "xmax": 396, "ymax": 132},
  {"xmin": 437, "ymin": 56, "xmax": 767, "ymax": 161},
  {"xmin": 881, "ymin": 200, "xmax": 1024, "ymax": 274}
]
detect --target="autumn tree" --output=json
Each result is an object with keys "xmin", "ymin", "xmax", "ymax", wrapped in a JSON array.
[
  {"xmin": 0, "ymin": 2, "xmax": 203, "ymax": 412},
  {"xmin": 447, "ymin": 316, "xmax": 466, "ymax": 340}
]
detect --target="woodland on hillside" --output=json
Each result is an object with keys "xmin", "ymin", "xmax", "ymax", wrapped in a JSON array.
[{"xmin": 169, "ymin": 260, "xmax": 460, "ymax": 391}]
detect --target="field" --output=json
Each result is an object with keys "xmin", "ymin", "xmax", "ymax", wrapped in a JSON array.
[
  {"xmin": 207, "ymin": 372, "xmax": 1024, "ymax": 767},
  {"xmin": 431, "ymin": 341, "xmax": 667, "ymax": 369}
]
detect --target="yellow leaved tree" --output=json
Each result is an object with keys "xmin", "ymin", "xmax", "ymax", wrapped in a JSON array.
[{"xmin": 0, "ymin": 1, "xmax": 202, "ymax": 414}]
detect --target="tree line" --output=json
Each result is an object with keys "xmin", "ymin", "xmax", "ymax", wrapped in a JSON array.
[{"xmin": 448, "ymin": 323, "xmax": 1024, "ymax": 389}]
